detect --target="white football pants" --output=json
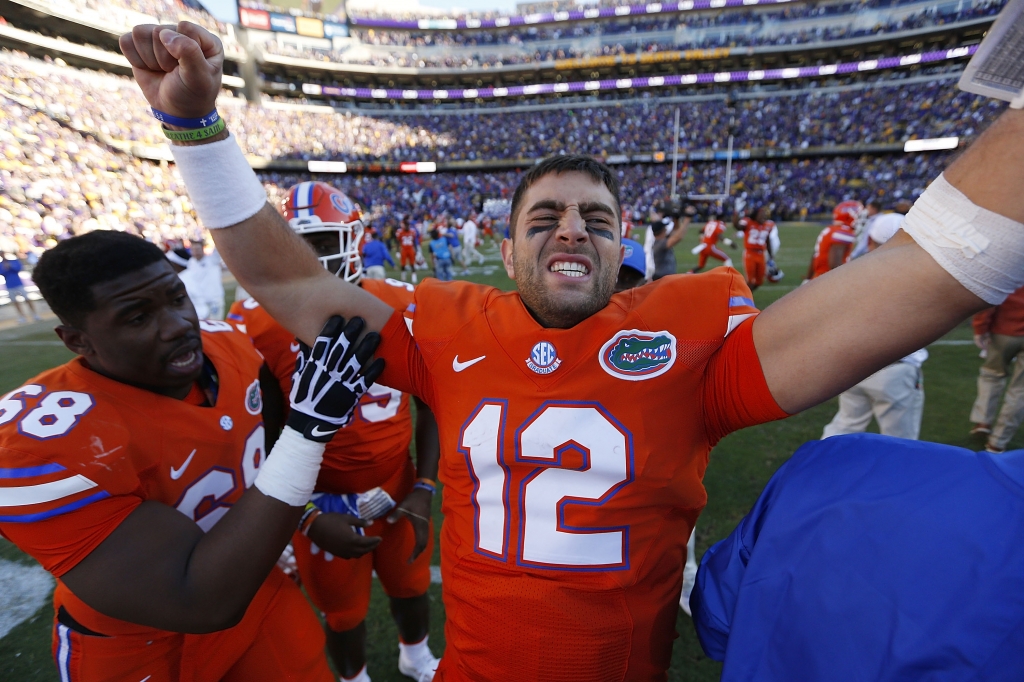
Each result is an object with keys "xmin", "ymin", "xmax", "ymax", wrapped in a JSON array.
[{"xmin": 822, "ymin": 362, "xmax": 924, "ymax": 440}]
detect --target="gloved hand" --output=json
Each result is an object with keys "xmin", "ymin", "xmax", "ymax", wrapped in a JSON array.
[{"xmin": 287, "ymin": 315, "xmax": 384, "ymax": 443}]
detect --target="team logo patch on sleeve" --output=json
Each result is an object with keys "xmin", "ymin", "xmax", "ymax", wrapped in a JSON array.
[
  {"xmin": 245, "ymin": 379, "xmax": 263, "ymax": 415},
  {"xmin": 599, "ymin": 330, "xmax": 677, "ymax": 381}
]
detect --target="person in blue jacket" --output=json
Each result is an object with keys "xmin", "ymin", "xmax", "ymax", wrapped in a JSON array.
[
  {"xmin": 427, "ymin": 229, "xmax": 453, "ymax": 282},
  {"xmin": 360, "ymin": 231, "xmax": 395, "ymax": 279},
  {"xmin": 691, "ymin": 433, "xmax": 1024, "ymax": 682}
]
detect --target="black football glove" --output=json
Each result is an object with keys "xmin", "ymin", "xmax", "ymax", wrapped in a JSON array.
[{"xmin": 287, "ymin": 315, "xmax": 385, "ymax": 443}]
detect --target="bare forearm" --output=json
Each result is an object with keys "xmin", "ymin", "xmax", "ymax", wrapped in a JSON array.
[
  {"xmin": 755, "ymin": 232, "xmax": 984, "ymax": 413},
  {"xmin": 944, "ymin": 109, "xmax": 1024, "ymax": 222},
  {"xmin": 63, "ymin": 491, "xmax": 302, "ymax": 633}
]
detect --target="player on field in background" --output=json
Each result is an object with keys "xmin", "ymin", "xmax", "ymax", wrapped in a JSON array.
[
  {"xmin": 396, "ymin": 218, "xmax": 421, "ymax": 283},
  {"xmin": 228, "ymin": 181, "xmax": 441, "ymax": 682},
  {"xmin": 970, "ymin": 285, "xmax": 1024, "ymax": 452},
  {"xmin": 0, "ymin": 230, "xmax": 382, "ymax": 682},
  {"xmin": 691, "ymin": 211, "xmax": 735, "ymax": 273},
  {"xmin": 735, "ymin": 206, "xmax": 774, "ymax": 291},
  {"xmin": 822, "ymin": 201, "xmax": 928, "ymax": 440},
  {"xmin": 807, "ymin": 201, "xmax": 861, "ymax": 280},
  {"xmin": 122, "ymin": 22, "xmax": 1024, "ymax": 679}
]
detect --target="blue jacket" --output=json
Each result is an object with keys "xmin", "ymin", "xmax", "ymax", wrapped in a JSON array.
[
  {"xmin": 361, "ymin": 240, "xmax": 394, "ymax": 268},
  {"xmin": 0, "ymin": 259, "xmax": 23, "ymax": 289},
  {"xmin": 429, "ymin": 238, "xmax": 451, "ymax": 261},
  {"xmin": 693, "ymin": 434, "xmax": 1024, "ymax": 682}
]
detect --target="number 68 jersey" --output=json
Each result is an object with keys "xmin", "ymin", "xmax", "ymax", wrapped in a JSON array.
[
  {"xmin": 376, "ymin": 270, "xmax": 787, "ymax": 682},
  {"xmin": 0, "ymin": 326, "xmax": 270, "ymax": 639}
]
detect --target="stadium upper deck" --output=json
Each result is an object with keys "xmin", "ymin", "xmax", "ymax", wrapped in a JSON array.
[{"xmin": 0, "ymin": 0, "xmax": 998, "ymax": 101}]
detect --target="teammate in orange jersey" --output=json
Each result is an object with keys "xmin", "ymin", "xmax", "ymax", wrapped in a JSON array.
[
  {"xmin": 807, "ymin": 200, "xmax": 862, "ymax": 280},
  {"xmin": 0, "ymin": 230, "xmax": 382, "ymax": 682},
  {"xmin": 229, "ymin": 180, "xmax": 442, "ymax": 682},
  {"xmin": 396, "ymin": 217, "xmax": 421, "ymax": 284},
  {"xmin": 690, "ymin": 211, "xmax": 735, "ymax": 273},
  {"xmin": 735, "ymin": 206, "xmax": 775, "ymax": 290},
  {"xmin": 124, "ymin": 21, "xmax": 1016, "ymax": 679}
]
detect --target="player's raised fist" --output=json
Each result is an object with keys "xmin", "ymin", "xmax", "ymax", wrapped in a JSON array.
[{"xmin": 118, "ymin": 21, "xmax": 223, "ymax": 119}]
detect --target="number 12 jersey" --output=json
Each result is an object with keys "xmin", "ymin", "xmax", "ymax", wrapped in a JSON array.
[{"xmin": 375, "ymin": 270, "xmax": 786, "ymax": 681}]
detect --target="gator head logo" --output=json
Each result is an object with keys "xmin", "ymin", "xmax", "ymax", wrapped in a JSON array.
[
  {"xmin": 245, "ymin": 379, "xmax": 263, "ymax": 415},
  {"xmin": 599, "ymin": 330, "xmax": 677, "ymax": 381}
]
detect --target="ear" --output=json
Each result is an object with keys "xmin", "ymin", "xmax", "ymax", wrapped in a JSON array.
[
  {"xmin": 55, "ymin": 325, "xmax": 94, "ymax": 357},
  {"xmin": 500, "ymin": 238, "xmax": 515, "ymax": 279}
]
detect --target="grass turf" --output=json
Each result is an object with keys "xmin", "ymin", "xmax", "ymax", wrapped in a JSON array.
[{"xmin": 0, "ymin": 222, "xmax": 1013, "ymax": 681}]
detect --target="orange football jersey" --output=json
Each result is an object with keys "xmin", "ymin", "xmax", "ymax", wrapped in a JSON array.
[
  {"xmin": 738, "ymin": 217, "xmax": 773, "ymax": 253},
  {"xmin": 230, "ymin": 278, "xmax": 418, "ymax": 496},
  {"xmin": 397, "ymin": 227, "xmax": 419, "ymax": 249},
  {"xmin": 0, "ymin": 324, "xmax": 275, "ymax": 639},
  {"xmin": 701, "ymin": 220, "xmax": 727, "ymax": 246},
  {"xmin": 374, "ymin": 271, "xmax": 787, "ymax": 681},
  {"xmin": 811, "ymin": 223, "xmax": 857, "ymax": 278}
]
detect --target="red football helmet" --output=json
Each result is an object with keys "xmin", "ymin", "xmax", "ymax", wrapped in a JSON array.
[
  {"xmin": 282, "ymin": 181, "xmax": 364, "ymax": 282},
  {"xmin": 833, "ymin": 200, "xmax": 864, "ymax": 227}
]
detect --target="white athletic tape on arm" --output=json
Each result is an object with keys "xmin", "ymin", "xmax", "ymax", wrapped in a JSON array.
[
  {"xmin": 168, "ymin": 133, "xmax": 268, "ymax": 229},
  {"xmin": 254, "ymin": 426, "xmax": 324, "ymax": 506},
  {"xmin": 902, "ymin": 173, "xmax": 1024, "ymax": 305}
]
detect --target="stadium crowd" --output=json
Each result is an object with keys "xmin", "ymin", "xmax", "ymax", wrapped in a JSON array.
[
  {"xmin": 1, "ymin": 51, "xmax": 999, "ymax": 163},
  {"xmin": 277, "ymin": 1, "xmax": 999, "ymax": 68},
  {"xmin": 0, "ymin": 48, "xmax": 987, "ymax": 258}
]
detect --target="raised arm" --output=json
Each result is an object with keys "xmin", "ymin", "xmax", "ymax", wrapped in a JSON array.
[
  {"xmin": 755, "ymin": 110, "xmax": 1024, "ymax": 413},
  {"xmin": 119, "ymin": 23, "xmax": 392, "ymax": 344}
]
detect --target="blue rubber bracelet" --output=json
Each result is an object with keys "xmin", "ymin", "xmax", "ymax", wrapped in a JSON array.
[
  {"xmin": 413, "ymin": 482, "xmax": 436, "ymax": 494},
  {"xmin": 150, "ymin": 107, "xmax": 220, "ymax": 129}
]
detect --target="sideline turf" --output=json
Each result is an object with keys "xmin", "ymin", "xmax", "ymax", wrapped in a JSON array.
[{"xmin": 0, "ymin": 224, "xmax": 1011, "ymax": 681}]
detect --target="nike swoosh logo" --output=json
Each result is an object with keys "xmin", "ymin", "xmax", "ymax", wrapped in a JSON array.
[
  {"xmin": 453, "ymin": 355, "xmax": 486, "ymax": 372},
  {"xmin": 310, "ymin": 425, "xmax": 338, "ymax": 438},
  {"xmin": 290, "ymin": 342, "xmax": 301, "ymax": 353},
  {"xmin": 170, "ymin": 450, "xmax": 196, "ymax": 480}
]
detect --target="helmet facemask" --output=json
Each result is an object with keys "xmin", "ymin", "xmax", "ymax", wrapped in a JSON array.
[{"xmin": 289, "ymin": 216, "xmax": 365, "ymax": 283}]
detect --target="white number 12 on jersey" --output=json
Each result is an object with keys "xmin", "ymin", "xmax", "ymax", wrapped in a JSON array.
[{"xmin": 459, "ymin": 401, "xmax": 633, "ymax": 570}]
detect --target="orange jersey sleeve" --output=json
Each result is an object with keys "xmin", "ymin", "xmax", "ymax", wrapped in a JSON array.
[
  {"xmin": 228, "ymin": 299, "xmax": 298, "ymax": 398},
  {"xmin": 811, "ymin": 224, "xmax": 856, "ymax": 278}
]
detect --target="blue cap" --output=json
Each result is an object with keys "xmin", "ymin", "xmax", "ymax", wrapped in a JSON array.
[{"xmin": 620, "ymin": 238, "xmax": 646, "ymax": 277}]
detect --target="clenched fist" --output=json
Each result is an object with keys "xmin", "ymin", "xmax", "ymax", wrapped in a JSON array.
[{"xmin": 118, "ymin": 21, "xmax": 223, "ymax": 119}]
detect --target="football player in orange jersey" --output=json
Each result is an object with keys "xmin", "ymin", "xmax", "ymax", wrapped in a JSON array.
[
  {"xmin": 396, "ymin": 216, "xmax": 422, "ymax": 284},
  {"xmin": 124, "ymin": 22, "xmax": 1018, "ymax": 680},
  {"xmin": 807, "ymin": 200, "xmax": 862, "ymax": 280},
  {"xmin": 228, "ymin": 181, "xmax": 442, "ymax": 682},
  {"xmin": 735, "ymin": 206, "xmax": 775, "ymax": 291},
  {"xmin": 690, "ymin": 210, "xmax": 735, "ymax": 273},
  {"xmin": 0, "ymin": 230, "xmax": 383, "ymax": 682}
]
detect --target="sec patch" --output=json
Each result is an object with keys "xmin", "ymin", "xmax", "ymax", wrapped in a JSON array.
[{"xmin": 599, "ymin": 329, "xmax": 677, "ymax": 381}]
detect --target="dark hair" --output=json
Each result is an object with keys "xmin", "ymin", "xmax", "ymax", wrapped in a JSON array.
[
  {"xmin": 651, "ymin": 220, "xmax": 667, "ymax": 237},
  {"xmin": 867, "ymin": 199, "xmax": 883, "ymax": 211},
  {"xmin": 429, "ymin": 228, "xmax": 439, "ymax": 240},
  {"xmin": 34, "ymin": 230, "xmax": 167, "ymax": 326},
  {"xmin": 508, "ymin": 155, "xmax": 620, "ymax": 238}
]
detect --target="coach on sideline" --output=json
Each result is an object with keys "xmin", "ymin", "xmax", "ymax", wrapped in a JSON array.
[{"xmin": 121, "ymin": 20, "xmax": 1024, "ymax": 681}]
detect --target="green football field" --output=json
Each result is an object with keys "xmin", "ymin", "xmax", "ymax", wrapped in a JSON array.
[{"xmin": 0, "ymin": 222, "xmax": 1015, "ymax": 681}]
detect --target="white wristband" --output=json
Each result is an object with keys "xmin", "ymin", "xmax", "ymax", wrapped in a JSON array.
[
  {"xmin": 902, "ymin": 173, "xmax": 1024, "ymax": 305},
  {"xmin": 168, "ymin": 133, "xmax": 268, "ymax": 229},
  {"xmin": 254, "ymin": 425, "xmax": 324, "ymax": 506}
]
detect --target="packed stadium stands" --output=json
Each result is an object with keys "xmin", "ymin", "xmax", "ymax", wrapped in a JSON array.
[{"xmin": 0, "ymin": 0, "xmax": 999, "ymax": 257}]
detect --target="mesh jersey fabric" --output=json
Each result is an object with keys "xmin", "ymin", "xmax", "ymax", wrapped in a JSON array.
[
  {"xmin": 693, "ymin": 434, "xmax": 1024, "ymax": 682},
  {"xmin": 374, "ymin": 271, "xmax": 786, "ymax": 681}
]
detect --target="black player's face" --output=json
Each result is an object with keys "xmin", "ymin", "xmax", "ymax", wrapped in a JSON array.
[
  {"xmin": 63, "ymin": 261, "xmax": 203, "ymax": 399},
  {"xmin": 502, "ymin": 172, "xmax": 624, "ymax": 329}
]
